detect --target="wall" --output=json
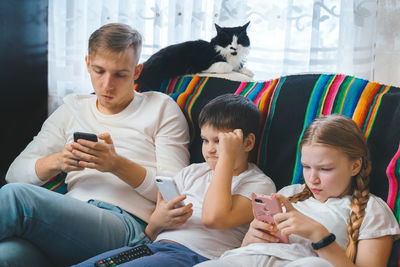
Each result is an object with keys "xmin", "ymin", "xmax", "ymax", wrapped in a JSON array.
[{"xmin": 0, "ymin": 0, "xmax": 48, "ymax": 185}]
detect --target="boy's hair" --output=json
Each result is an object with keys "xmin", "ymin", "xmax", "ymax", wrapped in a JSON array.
[
  {"xmin": 198, "ymin": 94, "xmax": 260, "ymax": 138},
  {"xmin": 88, "ymin": 23, "xmax": 142, "ymax": 63},
  {"xmin": 289, "ymin": 114, "xmax": 371, "ymax": 263}
]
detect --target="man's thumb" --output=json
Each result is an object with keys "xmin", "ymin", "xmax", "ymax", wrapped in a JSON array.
[{"xmin": 99, "ymin": 133, "xmax": 113, "ymax": 144}]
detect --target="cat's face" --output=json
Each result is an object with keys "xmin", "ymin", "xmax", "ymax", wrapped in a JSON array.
[{"xmin": 212, "ymin": 22, "xmax": 250, "ymax": 66}]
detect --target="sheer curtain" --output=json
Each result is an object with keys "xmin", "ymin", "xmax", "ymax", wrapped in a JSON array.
[
  {"xmin": 375, "ymin": 0, "xmax": 400, "ymax": 88},
  {"xmin": 49, "ymin": 0, "xmax": 396, "ymax": 114}
]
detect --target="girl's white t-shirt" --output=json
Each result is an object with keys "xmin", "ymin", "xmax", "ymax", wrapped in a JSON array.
[{"xmin": 222, "ymin": 184, "xmax": 400, "ymax": 261}]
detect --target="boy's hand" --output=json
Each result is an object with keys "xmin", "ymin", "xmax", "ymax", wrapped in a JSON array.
[
  {"xmin": 145, "ymin": 191, "xmax": 193, "ymax": 241},
  {"xmin": 218, "ymin": 129, "xmax": 244, "ymax": 160},
  {"xmin": 241, "ymin": 218, "xmax": 280, "ymax": 247}
]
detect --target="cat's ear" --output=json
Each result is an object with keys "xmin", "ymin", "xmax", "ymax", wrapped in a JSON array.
[
  {"xmin": 242, "ymin": 21, "xmax": 250, "ymax": 30},
  {"xmin": 215, "ymin": 23, "xmax": 223, "ymax": 34}
]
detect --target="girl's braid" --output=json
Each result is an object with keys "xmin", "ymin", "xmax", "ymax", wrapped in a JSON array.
[{"xmin": 345, "ymin": 157, "xmax": 371, "ymax": 262}]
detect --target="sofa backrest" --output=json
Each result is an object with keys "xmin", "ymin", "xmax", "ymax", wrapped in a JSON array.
[{"xmin": 137, "ymin": 73, "xmax": 400, "ymax": 222}]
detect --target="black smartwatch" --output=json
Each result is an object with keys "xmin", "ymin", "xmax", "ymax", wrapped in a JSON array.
[{"xmin": 311, "ymin": 233, "xmax": 336, "ymax": 250}]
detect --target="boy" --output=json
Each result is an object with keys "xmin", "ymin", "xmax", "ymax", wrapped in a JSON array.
[{"xmin": 75, "ymin": 94, "xmax": 276, "ymax": 267}]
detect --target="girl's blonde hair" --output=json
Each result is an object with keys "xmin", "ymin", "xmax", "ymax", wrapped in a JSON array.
[{"xmin": 288, "ymin": 114, "xmax": 371, "ymax": 262}]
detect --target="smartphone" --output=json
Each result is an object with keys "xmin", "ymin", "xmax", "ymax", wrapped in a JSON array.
[
  {"xmin": 251, "ymin": 193, "xmax": 289, "ymax": 243},
  {"xmin": 155, "ymin": 176, "xmax": 183, "ymax": 207},
  {"xmin": 73, "ymin": 132, "xmax": 98, "ymax": 142}
]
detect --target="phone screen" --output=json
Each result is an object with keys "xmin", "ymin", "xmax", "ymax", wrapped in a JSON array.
[{"xmin": 73, "ymin": 132, "xmax": 98, "ymax": 142}]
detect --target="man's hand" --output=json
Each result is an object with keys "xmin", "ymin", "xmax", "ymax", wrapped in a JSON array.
[
  {"xmin": 145, "ymin": 191, "xmax": 193, "ymax": 241},
  {"xmin": 71, "ymin": 133, "xmax": 119, "ymax": 173},
  {"xmin": 241, "ymin": 218, "xmax": 280, "ymax": 247},
  {"xmin": 70, "ymin": 132, "xmax": 147, "ymax": 188},
  {"xmin": 35, "ymin": 142, "xmax": 85, "ymax": 181},
  {"xmin": 59, "ymin": 143, "xmax": 85, "ymax": 172}
]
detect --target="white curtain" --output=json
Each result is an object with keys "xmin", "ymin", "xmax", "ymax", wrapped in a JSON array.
[
  {"xmin": 375, "ymin": 0, "xmax": 400, "ymax": 88},
  {"xmin": 48, "ymin": 0, "xmax": 398, "ymax": 114}
]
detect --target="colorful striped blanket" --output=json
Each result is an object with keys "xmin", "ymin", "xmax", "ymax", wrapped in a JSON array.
[
  {"xmin": 142, "ymin": 74, "xmax": 399, "ymax": 212},
  {"xmin": 140, "ymin": 73, "xmax": 400, "ymax": 266}
]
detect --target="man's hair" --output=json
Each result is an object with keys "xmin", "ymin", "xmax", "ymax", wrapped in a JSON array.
[
  {"xmin": 198, "ymin": 94, "xmax": 260, "ymax": 137},
  {"xmin": 88, "ymin": 23, "xmax": 142, "ymax": 63}
]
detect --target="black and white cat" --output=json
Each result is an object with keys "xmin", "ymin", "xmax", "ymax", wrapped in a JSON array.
[{"xmin": 136, "ymin": 22, "xmax": 252, "ymax": 91}]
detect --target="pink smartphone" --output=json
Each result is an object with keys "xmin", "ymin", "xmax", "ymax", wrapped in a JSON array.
[{"xmin": 251, "ymin": 193, "xmax": 289, "ymax": 243}]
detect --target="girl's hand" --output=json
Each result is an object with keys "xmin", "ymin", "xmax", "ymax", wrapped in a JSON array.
[
  {"xmin": 145, "ymin": 191, "xmax": 193, "ymax": 241},
  {"xmin": 241, "ymin": 218, "xmax": 280, "ymax": 247},
  {"xmin": 273, "ymin": 194, "xmax": 329, "ymax": 243}
]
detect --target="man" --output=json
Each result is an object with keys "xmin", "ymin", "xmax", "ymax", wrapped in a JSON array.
[{"xmin": 1, "ymin": 23, "xmax": 190, "ymax": 266}]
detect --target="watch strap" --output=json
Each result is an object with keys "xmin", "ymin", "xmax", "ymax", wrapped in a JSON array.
[{"xmin": 311, "ymin": 233, "xmax": 336, "ymax": 250}]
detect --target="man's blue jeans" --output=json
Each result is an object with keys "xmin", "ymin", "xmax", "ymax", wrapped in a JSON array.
[{"xmin": 0, "ymin": 183, "xmax": 149, "ymax": 266}]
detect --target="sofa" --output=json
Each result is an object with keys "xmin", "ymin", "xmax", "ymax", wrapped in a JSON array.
[{"xmin": 44, "ymin": 73, "xmax": 400, "ymax": 266}]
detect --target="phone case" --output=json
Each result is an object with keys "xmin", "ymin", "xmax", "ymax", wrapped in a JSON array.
[
  {"xmin": 155, "ymin": 176, "xmax": 183, "ymax": 207},
  {"xmin": 251, "ymin": 193, "xmax": 289, "ymax": 243},
  {"xmin": 73, "ymin": 132, "xmax": 98, "ymax": 142},
  {"xmin": 252, "ymin": 192, "xmax": 282, "ymax": 224}
]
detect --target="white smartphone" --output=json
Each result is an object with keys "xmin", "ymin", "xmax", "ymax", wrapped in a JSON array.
[{"xmin": 155, "ymin": 176, "xmax": 183, "ymax": 207}]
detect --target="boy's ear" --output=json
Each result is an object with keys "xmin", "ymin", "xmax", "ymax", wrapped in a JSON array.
[{"xmin": 244, "ymin": 133, "xmax": 256, "ymax": 152}]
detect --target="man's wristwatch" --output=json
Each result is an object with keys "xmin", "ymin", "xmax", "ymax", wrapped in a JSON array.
[{"xmin": 311, "ymin": 233, "xmax": 336, "ymax": 250}]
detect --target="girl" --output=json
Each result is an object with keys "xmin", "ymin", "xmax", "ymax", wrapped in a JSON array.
[{"xmin": 196, "ymin": 114, "xmax": 400, "ymax": 267}]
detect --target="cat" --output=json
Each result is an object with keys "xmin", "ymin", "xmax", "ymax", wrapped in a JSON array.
[{"xmin": 136, "ymin": 22, "xmax": 252, "ymax": 91}]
